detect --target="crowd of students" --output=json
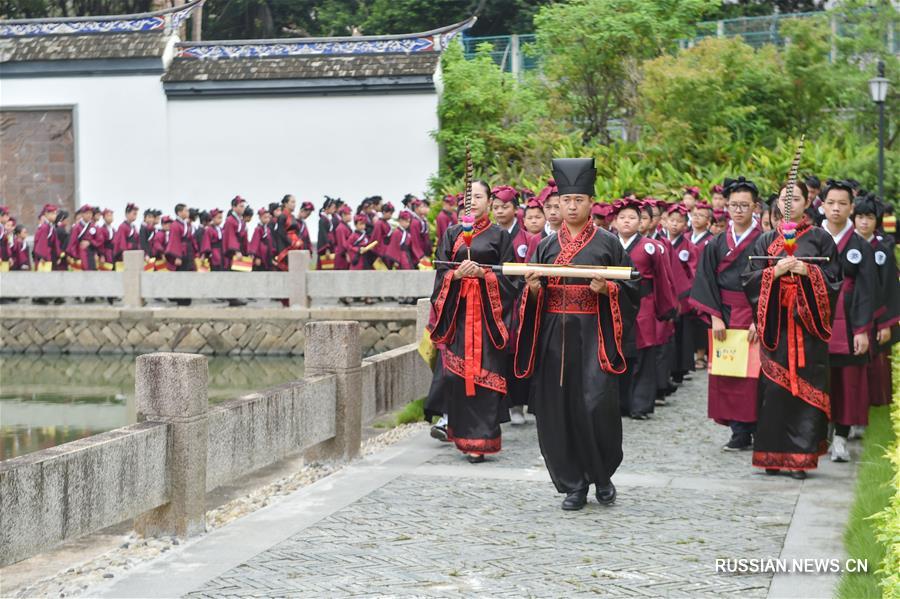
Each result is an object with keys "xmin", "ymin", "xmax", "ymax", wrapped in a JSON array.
[{"xmin": 420, "ymin": 173, "xmax": 898, "ymax": 487}]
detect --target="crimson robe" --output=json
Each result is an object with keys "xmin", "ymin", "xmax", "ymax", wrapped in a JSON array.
[
  {"xmin": 32, "ymin": 220, "xmax": 60, "ymax": 265},
  {"xmin": 690, "ymin": 223, "xmax": 762, "ymax": 425},
  {"xmin": 206, "ymin": 225, "xmax": 225, "ymax": 270},
  {"xmin": 383, "ymin": 226, "xmax": 413, "ymax": 270},
  {"xmin": 113, "ymin": 221, "xmax": 139, "ymax": 262},
  {"xmin": 435, "ymin": 209, "xmax": 458, "ymax": 243},
  {"xmin": 166, "ymin": 220, "xmax": 197, "ymax": 271},
  {"xmin": 250, "ymin": 224, "xmax": 274, "ymax": 270},
  {"xmin": 333, "ymin": 221, "xmax": 353, "ymax": 270},
  {"xmin": 346, "ymin": 230, "xmax": 371, "ymax": 270}
]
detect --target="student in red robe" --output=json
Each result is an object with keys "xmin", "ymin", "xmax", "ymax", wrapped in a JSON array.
[
  {"xmin": 523, "ymin": 199, "xmax": 546, "ymax": 238},
  {"xmin": 156, "ymin": 216, "xmax": 173, "ymax": 270},
  {"xmin": 346, "ymin": 214, "xmax": 374, "ymax": 271},
  {"xmin": 206, "ymin": 210, "xmax": 225, "ymax": 270},
  {"xmin": 665, "ymin": 204, "xmax": 694, "ymax": 383},
  {"xmin": 742, "ymin": 180, "xmax": 842, "ymax": 479},
  {"xmin": 384, "ymin": 210, "xmax": 415, "ymax": 271},
  {"xmin": 250, "ymin": 207, "xmax": 274, "ymax": 271},
  {"xmin": 223, "ymin": 196, "xmax": 247, "ymax": 270},
  {"xmin": 67, "ymin": 205, "xmax": 98, "ymax": 271},
  {"xmin": 113, "ymin": 203, "xmax": 140, "ymax": 266},
  {"xmin": 166, "ymin": 204, "xmax": 197, "ymax": 272},
  {"xmin": 819, "ymin": 180, "xmax": 877, "ymax": 463},
  {"xmin": 9, "ymin": 225, "xmax": 30, "ymax": 270},
  {"xmin": 613, "ymin": 199, "xmax": 677, "ymax": 420},
  {"xmin": 95, "ymin": 208, "xmax": 116, "ymax": 270},
  {"xmin": 32, "ymin": 204, "xmax": 60, "ymax": 270},
  {"xmin": 689, "ymin": 177, "xmax": 762, "ymax": 451},
  {"xmin": 435, "ymin": 194, "xmax": 458, "ymax": 242},
  {"xmin": 333, "ymin": 204, "xmax": 353, "ymax": 270},
  {"xmin": 687, "ymin": 201, "xmax": 714, "ymax": 369},
  {"xmin": 370, "ymin": 202, "xmax": 394, "ymax": 264}
]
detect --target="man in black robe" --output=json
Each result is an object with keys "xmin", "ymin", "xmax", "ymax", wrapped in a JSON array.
[{"xmin": 516, "ymin": 158, "xmax": 640, "ymax": 510}]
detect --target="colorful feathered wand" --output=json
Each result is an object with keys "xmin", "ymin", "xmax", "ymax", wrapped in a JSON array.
[
  {"xmin": 781, "ymin": 134, "xmax": 806, "ymax": 258},
  {"xmin": 460, "ymin": 143, "xmax": 475, "ymax": 261}
]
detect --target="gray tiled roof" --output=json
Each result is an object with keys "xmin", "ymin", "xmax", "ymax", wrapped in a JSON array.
[
  {"xmin": 163, "ymin": 52, "xmax": 440, "ymax": 82},
  {"xmin": 0, "ymin": 32, "xmax": 169, "ymax": 63}
]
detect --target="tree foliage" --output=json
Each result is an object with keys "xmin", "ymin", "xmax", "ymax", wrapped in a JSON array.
[{"xmin": 532, "ymin": 0, "xmax": 715, "ymax": 144}]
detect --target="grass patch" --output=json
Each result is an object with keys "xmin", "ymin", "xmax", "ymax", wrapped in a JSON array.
[
  {"xmin": 836, "ymin": 403, "xmax": 896, "ymax": 599},
  {"xmin": 395, "ymin": 397, "xmax": 425, "ymax": 426}
]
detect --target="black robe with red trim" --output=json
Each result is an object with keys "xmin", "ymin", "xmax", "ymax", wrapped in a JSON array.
[
  {"xmin": 741, "ymin": 223, "xmax": 841, "ymax": 471},
  {"xmin": 515, "ymin": 224, "xmax": 639, "ymax": 493},
  {"xmin": 690, "ymin": 225, "xmax": 761, "ymax": 425},
  {"xmin": 426, "ymin": 219, "xmax": 517, "ymax": 454},
  {"xmin": 868, "ymin": 234, "xmax": 900, "ymax": 406}
]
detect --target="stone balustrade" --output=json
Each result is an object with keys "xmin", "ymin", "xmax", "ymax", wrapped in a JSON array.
[
  {"xmin": 0, "ymin": 317, "xmax": 433, "ymax": 567},
  {"xmin": 0, "ymin": 249, "xmax": 437, "ymax": 307}
]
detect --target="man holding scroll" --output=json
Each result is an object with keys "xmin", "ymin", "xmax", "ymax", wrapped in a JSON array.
[{"xmin": 515, "ymin": 158, "xmax": 640, "ymax": 511}]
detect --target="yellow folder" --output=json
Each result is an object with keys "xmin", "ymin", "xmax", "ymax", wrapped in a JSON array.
[{"xmin": 708, "ymin": 329, "xmax": 760, "ymax": 378}]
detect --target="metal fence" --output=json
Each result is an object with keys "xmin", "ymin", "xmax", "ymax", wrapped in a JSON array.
[{"xmin": 464, "ymin": 11, "xmax": 898, "ymax": 73}]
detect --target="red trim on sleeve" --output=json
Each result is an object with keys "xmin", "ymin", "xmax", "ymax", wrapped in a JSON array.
[
  {"xmin": 596, "ymin": 281, "xmax": 627, "ymax": 374},
  {"xmin": 514, "ymin": 286, "xmax": 543, "ymax": 379},
  {"xmin": 481, "ymin": 269, "xmax": 509, "ymax": 350}
]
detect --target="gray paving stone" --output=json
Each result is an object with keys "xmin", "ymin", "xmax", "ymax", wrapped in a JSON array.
[{"xmin": 184, "ymin": 370, "xmax": 814, "ymax": 598}]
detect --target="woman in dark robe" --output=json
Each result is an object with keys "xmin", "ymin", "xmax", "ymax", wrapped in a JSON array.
[
  {"xmin": 426, "ymin": 180, "xmax": 517, "ymax": 463},
  {"xmin": 54, "ymin": 210, "xmax": 70, "ymax": 271},
  {"xmin": 690, "ymin": 177, "xmax": 762, "ymax": 451},
  {"xmin": 741, "ymin": 181, "xmax": 842, "ymax": 479},
  {"xmin": 516, "ymin": 159, "xmax": 640, "ymax": 510}
]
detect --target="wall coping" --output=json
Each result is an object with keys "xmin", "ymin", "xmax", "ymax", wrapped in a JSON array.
[{"xmin": 0, "ymin": 305, "xmax": 418, "ymax": 321}]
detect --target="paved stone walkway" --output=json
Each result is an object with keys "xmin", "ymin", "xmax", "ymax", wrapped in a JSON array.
[{"xmin": 99, "ymin": 372, "xmax": 858, "ymax": 598}]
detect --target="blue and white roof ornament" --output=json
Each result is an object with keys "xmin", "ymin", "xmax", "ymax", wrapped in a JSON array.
[
  {"xmin": 0, "ymin": 0, "xmax": 203, "ymax": 38},
  {"xmin": 174, "ymin": 17, "xmax": 476, "ymax": 60}
]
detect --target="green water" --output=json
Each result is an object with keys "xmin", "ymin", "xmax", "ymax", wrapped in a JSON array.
[{"xmin": 0, "ymin": 354, "xmax": 304, "ymax": 460}]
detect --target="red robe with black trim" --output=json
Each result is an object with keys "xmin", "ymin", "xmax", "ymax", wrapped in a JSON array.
[
  {"xmin": 435, "ymin": 209, "xmax": 457, "ymax": 243},
  {"xmin": 222, "ymin": 211, "xmax": 245, "ymax": 269},
  {"xmin": 515, "ymin": 224, "xmax": 640, "ymax": 493},
  {"xmin": 689, "ymin": 223, "xmax": 762, "ymax": 425},
  {"xmin": 32, "ymin": 219, "xmax": 60, "ymax": 265},
  {"xmin": 113, "ymin": 221, "xmax": 139, "ymax": 262},
  {"xmin": 333, "ymin": 220, "xmax": 353, "ymax": 270},
  {"xmin": 742, "ymin": 222, "xmax": 841, "ymax": 471},
  {"xmin": 425, "ymin": 219, "xmax": 517, "ymax": 455}
]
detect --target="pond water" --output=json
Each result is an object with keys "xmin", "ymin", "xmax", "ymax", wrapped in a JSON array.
[{"xmin": 0, "ymin": 354, "xmax": 303, "ymax": 461}]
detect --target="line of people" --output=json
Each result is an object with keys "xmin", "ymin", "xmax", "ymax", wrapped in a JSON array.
[{"xmin": 422, "ymin": 161, "xmax": 898, "ymax": 511}]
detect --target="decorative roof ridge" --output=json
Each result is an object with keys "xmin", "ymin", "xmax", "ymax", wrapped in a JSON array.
[
  {"xmin": 0, "ymin": 0, "xmax": 203, "ymax": 38},
  {"xmin": 173, "ymin": 16, "xmax": 476, "ymax": 60},
  {"xmin": 180, "ymin": 16, "xmax": 475, "ymax": 48}
]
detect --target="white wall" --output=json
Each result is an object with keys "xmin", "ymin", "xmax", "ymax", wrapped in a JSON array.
[
  {"xmin": 0, "ymin": 74, "xmax": 170, "ymax": 217},
  {"xmin": 2, "ymin": 75, "xmax": 440, "ymax": 239},
  {"xmin": 167, "ymin": 93, "xmax": 439, "ymax": 238}
]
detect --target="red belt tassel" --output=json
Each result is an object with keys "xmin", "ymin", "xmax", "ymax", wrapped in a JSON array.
[{"xmin": 462, "ymin": 279, "xmax": 483, "ymax": 397}]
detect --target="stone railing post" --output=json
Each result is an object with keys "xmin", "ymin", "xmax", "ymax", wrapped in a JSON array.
[
  {"xmin": 134, "ymin": 352, "xmax": 208, "ymax": 538},
  {"xmin": 288, "ymin": 249, "xmax": 310, "ymax": 308},
  {"xmin": 416, "ymin": 297, "xmax": 431, "ymax": 342},
  {"xmin": 122, "ymin": 250, "xmax": 144, "ymax": 308},
  {"xmin": 304, "ymin": 321, "xmax": 362, "ymax": 460}
]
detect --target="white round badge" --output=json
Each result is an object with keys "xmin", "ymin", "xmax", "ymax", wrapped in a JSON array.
[
  {"xmin": 818, "ymin": 205, "xmax": 825, "ymax": 215},
  {"xmin": 846, "ymin": 248, "xmax": 862, "ymax": 264},
  {"xmin": 644, "ymin": 242, "xmax": 655, "ymax": 255},
  {"xmin": 875, "ymin": 250, "xmax": 887, "ymax": 265},
  {"xmin": 89, "ymin": 227, "xmax": 96, "ymax": 235},
  {"xmin": 516, "ymin": 244, "xmax": 528, "ymax": 259},
  {"xmin": 678, "ymin": 249, "xmax": 690, "ymax": 262}
]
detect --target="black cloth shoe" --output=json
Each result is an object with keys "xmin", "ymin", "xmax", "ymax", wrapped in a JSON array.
[
  {"xmin": 562, "ymin": 488, "xmax": 588, "ymax": 511},
  {"xmin": 723, "ymin": 433, "xmax": 753, "ymax": 452},
  {"xmin": 430, "ymin": 425, "xmax": 450, "ymax": 442},
  {"xmin": 765, "ymin": 468, "xmax": 780, "ymax": 476},
  {"xmin": 630, "ymin": 413, "xmax": 649, "ymax": 420},
  {"xmin": 466, "ymin": 453, "xmax": 485, "ymax": 464},
  {"xmin": 595, "ymin": 482, "xmax": 616, "ymax": 505},
  {"xmin": 789, "ymin": 470, "xmax": 807, "ymax": 480}
]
